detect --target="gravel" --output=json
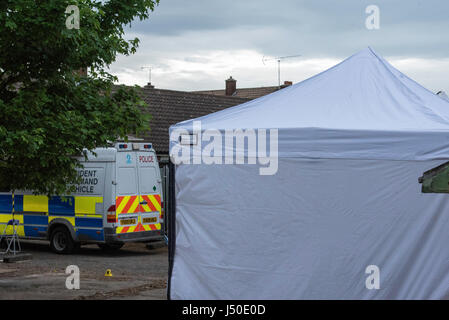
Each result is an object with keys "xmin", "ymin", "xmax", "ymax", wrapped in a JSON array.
[{"xmin": 0, "ymin": 240, "xmax": 168, "ymax": 300}]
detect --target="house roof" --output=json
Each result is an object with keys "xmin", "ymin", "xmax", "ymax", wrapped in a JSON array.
[
  {"xmin": 134, "ymin": 87, "xmax": 249, "ymax": 155},
  {"xmin": 192, "ymin": 86, "xmax": 282, "ymax": 100}
]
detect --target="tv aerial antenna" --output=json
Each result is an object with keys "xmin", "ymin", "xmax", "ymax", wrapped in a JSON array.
[
  {"xmin": 141, "ymin": 66, "xmax": 152, "ymax": 84},
  {"xmin": 262, "ymin": 54, "xmax": 302, "ymax": 88}
]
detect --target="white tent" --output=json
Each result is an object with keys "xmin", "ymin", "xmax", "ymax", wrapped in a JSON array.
[{"xmin": 168, "ymin": 48, "xmax": 449, "ymax": 299}]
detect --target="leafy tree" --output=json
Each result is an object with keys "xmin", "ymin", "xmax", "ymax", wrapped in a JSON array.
[{"xmin": 0, "ymin": 0, "xmax": 159, "ymax": 195}]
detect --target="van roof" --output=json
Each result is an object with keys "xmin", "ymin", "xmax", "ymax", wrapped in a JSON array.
[
  {"xmin": 76, "ymin": 144, "xmax": 156, "ymax": 162},
  {"xmin": 76, "ymin": 148, "xmax": 117, "ymax": 162}
]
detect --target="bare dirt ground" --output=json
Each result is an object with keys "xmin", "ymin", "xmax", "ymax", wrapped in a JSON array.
[{"xmin": 0, "ymin": 240, "xmax": 168, "ymax": 300}]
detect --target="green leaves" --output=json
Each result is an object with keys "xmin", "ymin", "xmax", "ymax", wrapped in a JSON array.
[
  {"xmin": 0, "ymin": 0, "xmax": 158, "ymax": 195},
  {"xmin": 5, "ymin": 20, "xmax": 16, "ymax": 29}
]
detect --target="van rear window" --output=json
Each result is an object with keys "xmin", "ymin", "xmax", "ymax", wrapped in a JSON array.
[
  {"xmin": 139, "ymin": 166, "xmax": 157, "ymax": 194},
  {"xmin": 117, "ymin": 167, "xmax": 137, "ymax": 195}
]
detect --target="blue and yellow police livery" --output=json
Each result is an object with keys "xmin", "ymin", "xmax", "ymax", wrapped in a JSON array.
[
  {"xmin": 0, "ymin": 143, "xmax": 164, "ymax": 254},
  {"xmin": 0, "ymin": 194, "xmax": 104, "ymax": 252}
]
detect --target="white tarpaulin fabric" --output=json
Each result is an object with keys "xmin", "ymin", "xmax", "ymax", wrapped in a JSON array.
[
  {"xmin": 168, "ymin": 48, "xmax": 449, "ymax": 299},
  {"xmin": 438, "ymin": 91, "xmax": 449, "ymax": 102}
]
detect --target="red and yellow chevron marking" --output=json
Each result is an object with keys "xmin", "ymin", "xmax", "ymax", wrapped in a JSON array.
[
  {"xmin": 140, "ymin": 194, "xmax": 161, "ymax": 213},
  {"xmin": 116, "ymin": 195, "xmax": 140, "ymax": 214},
  {"xmin": 116, "ymin": 220, "xmax": 161, "ymax": 234},
  {"xmin": 115, "ymin": 194, "xmax": 162, "ymax": 234}
]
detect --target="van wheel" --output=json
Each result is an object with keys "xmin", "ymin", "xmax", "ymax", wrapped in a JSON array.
[
  {"xmin": 98, "ymin": 243, "xmax": 124, "ymax": 251},
  {"xmin": 50, "ymin": 227, "xmax": 75, "ymax": 254}
]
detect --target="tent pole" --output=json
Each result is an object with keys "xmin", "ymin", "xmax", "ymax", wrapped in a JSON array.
[{"xmin": 167, "ymin": 160, "xmax": 176, "ymax": 300}]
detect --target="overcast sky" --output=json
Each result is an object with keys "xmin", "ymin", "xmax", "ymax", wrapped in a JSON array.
[{"xmin": 109, "ymin": 0, "xmax": 449, "ymax": 93}]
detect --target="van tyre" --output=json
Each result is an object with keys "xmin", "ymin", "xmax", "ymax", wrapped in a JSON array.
[
  {"xmin": 98, "ymin": 243, "xmax": 124, "ymax": 251},
  {"xmin": 50, "ymin": 226, "xmax": 75, "ymax": 254}
]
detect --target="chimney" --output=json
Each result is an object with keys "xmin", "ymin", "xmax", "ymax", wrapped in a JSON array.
[
  {"xmin": 281, "ymin": 81, "xmax": 293, "ymax": 88},
  {"xmin": 225, "ymin": 76, "xmax": 236, "ymax": 96}
]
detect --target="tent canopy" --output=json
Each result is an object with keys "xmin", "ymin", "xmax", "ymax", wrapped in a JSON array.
[
  {"xmin": 171, "ymin": 48, "xmax": 449, "ymax": 161},
  {"xmin": 173, "ymin": 47, "xmax": 449, "ymax": 131}
]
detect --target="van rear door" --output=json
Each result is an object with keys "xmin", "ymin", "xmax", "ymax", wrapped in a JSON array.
[
  {"xmin": 115, "ymin": 151, "xmax": 141, "ymax": 233},
  {"xmin": 137, "ymin": 151, "xmax": 162, "ymax": 231}
]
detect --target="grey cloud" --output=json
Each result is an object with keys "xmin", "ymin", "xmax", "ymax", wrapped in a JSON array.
[
  {"xmin": 126, "ymin": 0, "xmax": 449, "ymax": 59},
  {"xmin": 111, "ymin": 0, "xmax": 449, "ymax": 92},
  {"xmin": 184, "ymin": 57, "xmax": 211, "ymax": 63}
]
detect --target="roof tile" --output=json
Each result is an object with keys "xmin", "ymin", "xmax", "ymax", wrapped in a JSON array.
[{"xmin": 135, "ymin": 87, "xmax": 249, "ymax": 154}]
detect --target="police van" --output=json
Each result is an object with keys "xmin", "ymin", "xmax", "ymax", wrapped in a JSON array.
[{"xmin": 0, "ymin": 142, "xmax": 164, "ymax": 254}]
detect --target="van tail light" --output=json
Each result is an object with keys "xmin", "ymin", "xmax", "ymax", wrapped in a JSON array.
[
  {"xmin": 160, "ymin": 202, "xmax": 164, "ymax": 220},
  {"xmin": 107, "ymin": 205, "xmax": 117, "ymax": 223}
]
